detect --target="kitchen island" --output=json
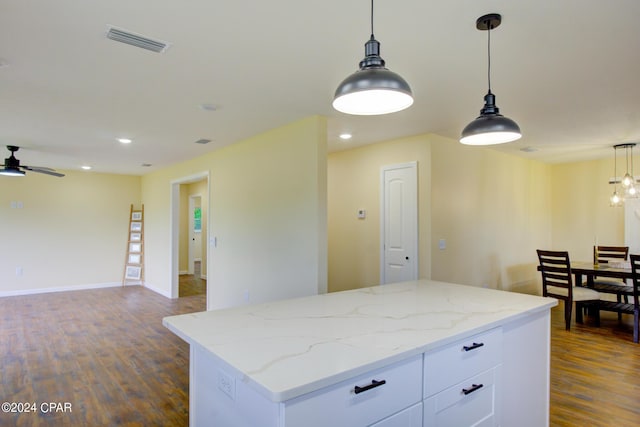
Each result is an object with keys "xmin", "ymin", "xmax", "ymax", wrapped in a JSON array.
[{"xmin": 163, "ymin": 279, "xmax": 556, "ymax": 427}]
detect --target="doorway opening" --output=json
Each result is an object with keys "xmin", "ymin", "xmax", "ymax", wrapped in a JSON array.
[{"xmin": 170, "ymin": 172, "xmax": 209, "ymax": 301}]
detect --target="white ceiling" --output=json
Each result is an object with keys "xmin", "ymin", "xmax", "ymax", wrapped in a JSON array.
[{"xmin": 1, "ymin": 0, "xmax": 639, "ymax": 175}]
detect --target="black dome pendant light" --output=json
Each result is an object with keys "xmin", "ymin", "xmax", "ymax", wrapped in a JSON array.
[
  {"xmin": 460, "ymin": 13, "xmax": 521, "ymax": 145},
  {"xmin": 332, "ymin": 0, "xmax": 413, "ymax": 115}
]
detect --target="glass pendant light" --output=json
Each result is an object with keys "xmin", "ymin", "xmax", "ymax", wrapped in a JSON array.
[
  {"xmin": 460, "ymin": 13, "xmax": 521, "ymax": 145},
  {"xmin": 610, "ymin": 144, "xmax": 622, "ymax": 206},
  {"xmin": 623, "ymin": 143, "xmax": 638, "ymax": 198},
  {"xmin": 332, "ymin": 0, "xmax": 413, "ymax": 115},
  {"xmin": 621, "ymin": 144, "xmax": 635, "ymax": 186}
]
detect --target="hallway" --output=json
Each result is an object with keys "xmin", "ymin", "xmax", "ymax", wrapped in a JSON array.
[{"xmin": 179, "ymin": 260, "xmax": 206, "ymax": 297}]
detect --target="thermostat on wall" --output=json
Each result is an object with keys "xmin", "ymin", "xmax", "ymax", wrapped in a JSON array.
[{"xmin": 357, "ymin": 209, "xmax": 366, "ymax": 219}]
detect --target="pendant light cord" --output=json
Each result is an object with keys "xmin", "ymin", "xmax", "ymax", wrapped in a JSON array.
[
  {"xmin": 632, "ymin": 145, "xmax": 635, "ymax": 179},
  {"xmin": 627, "ymin": 145, "xmax": 630, "ymax": 179},
  {"xmin": 614, "ymin": 147, "xmax": 618, "ymax": 189},
  {"xmin": 487, "ymin": 20, "xmax": 492, "ymax": 94},
  {"xmin": 370, "ymin": 0, "xmax": 374, "ymax": 37}
]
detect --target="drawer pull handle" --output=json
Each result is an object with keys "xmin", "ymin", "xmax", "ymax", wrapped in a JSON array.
[
  {"xmin": 462, "ymin": 342, "xmax": 484, "ymax": 352},
  {"xmin": 462, "ymin": 383, "xmax": 484, "ymax": 395},
  {"xmin": 354, "ymin": 379, "xmax": 386, "ymax": 394}
]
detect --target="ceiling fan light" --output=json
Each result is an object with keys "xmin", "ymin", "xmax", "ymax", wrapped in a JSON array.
[{"xmin": 0, "ymin": 167, "xmax": 26, "ymax": 177}]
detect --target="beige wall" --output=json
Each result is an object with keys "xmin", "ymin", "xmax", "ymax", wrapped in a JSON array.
[
  {"xmin": 430, "ymin": 135, "xmax": 552, "ymax": 294},
  {"xmin": 551, "ymin": 157, "xmax": 625, "ymax": 260},
  {"xmin": 328, "ymin": 133, "xmax": 553, "ymax": 295},
  {"xmin": 141, "ymin": 116, "xmax": 327, "ymax": 309},
  {"xmin": 1, "ymin": 115, "xmax": 627, "ymax": 303},
  {"xmin": 328, "ymin": 134, "xmax": 431, "ymax": 292},
  {"xmin": 0, "ymin": 171, "xmax": 141, "ymax": 295}
]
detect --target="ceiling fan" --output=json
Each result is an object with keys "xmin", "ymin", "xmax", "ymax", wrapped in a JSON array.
[{"xmin": 0, "ymin": 145, "xmax": 65, "ymax": 177}]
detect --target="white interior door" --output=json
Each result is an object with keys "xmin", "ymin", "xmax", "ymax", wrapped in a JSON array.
[
  {"xmin": 380, "ymin": 162, "xmax": 418, "ymax": 284},
  {"xmin": 189, "ymin": 195, "xmax": 203, "ymax": 273},
  {"xmin": 188, "ymin": 196, "xmax": 195, "ymax": 275}
]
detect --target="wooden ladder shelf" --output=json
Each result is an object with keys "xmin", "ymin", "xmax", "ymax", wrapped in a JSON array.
[{"xmin": 123, "ymin": 204, "xmax": 145, "ymax": 286}]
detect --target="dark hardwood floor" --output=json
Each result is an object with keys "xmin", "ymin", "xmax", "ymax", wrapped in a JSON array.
[
  {"xmin": 179, "ymin": 261, "xmax": 206, "ymax": 298},
  {"xmin": 549, "ymin": 303, "xmax": 640, "ymax": 426},
  {"xmin": 1, "ymin": 286, "xmax": 638, "ymax": 426},
  {"xmin": 0, "ymin": 285, "xmax": 205, "ymax": 426}
]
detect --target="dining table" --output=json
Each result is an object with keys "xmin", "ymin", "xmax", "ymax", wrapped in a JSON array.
[{"xmin": 571, "ymin": 261, "xmax": 633, "ymax": 290}]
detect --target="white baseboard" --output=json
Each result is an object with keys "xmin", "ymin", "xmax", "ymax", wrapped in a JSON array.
[
  {"xmin": 0, "ymin": 281, "xmax": 135, "ymax": 298},
  {"xmin": 179, "ymin": 270, "xmax": 189, "ymax": 275},
  {"xmin": 0, "ymin": 280, "xmax": 176, "ymax": 300},
  {"xmin": 142, "ymin": 282, "xmax": 173, "ymax": 298}
]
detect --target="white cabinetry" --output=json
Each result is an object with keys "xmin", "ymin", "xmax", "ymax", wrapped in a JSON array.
[
  {"xmin": 284, "ymin": 355, "xmax": 422, "ymax": 427},
  {"xmin": 423, "ymin": 328, "xmax": 502, "ymax": 426},
  {"xmin": 371, "ymin": 403, "xmax": 423, "ymax": 427},
  {"xmin": 163, "ymin": 280, "xmax": 555, "ymax": 427}
]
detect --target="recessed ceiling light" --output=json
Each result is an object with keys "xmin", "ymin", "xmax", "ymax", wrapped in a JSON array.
[
  {"xmin": 118, "ymin": 138, "xmax": 132, "ymax": 144},
  {"xmin": 81, "ymin": 165, "xmax": 92, "ymax": 170},
  {"xmin": 200, "ymin": 103, "xmax": 219, "ymax": 111},
  {"xmin": 339, "ymin": 133, "xmax": 353, "ymax": 140}
]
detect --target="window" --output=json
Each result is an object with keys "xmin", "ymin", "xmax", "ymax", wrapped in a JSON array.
[{"xmin": 194, "ymin": 207, "xmax": 202, "ymax": 233}]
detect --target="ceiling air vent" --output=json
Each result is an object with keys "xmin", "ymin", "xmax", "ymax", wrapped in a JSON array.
[
  {"xmin": 106, "ymin": 26, "xmax": 170, "ymax": 53},
  {"xmin": 195, "ymin": 139, "xmax": 211, "ymax": 145}
]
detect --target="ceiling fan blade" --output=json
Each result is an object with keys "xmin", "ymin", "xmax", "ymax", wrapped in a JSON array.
[{"xmin": 22, "ymin": 165, "xmax": 65, "ymax": 177}]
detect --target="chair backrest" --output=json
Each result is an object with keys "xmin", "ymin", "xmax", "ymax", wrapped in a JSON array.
[
  {"xmin": 595, "ymin": 245, "xmax": 629, "ymax": 264},
  {"xmin": 537, "ymin": 250, "xmax": 573, "ymax": 301},
  {"xmin": 628, "ymin": 254, "xmax": 640, "ymax": 308}
]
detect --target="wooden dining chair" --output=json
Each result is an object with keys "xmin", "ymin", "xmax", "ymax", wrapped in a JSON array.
[
  {"xmin": 592, "ymin": 246, "xmax": 632, "ymax": 319},
  {"xmin": 597, "ymin": 253, "xmax": 640, "ymax": 343},
  {"xmin": 537, "ymin": 250, "xmax": 600, "ymax": 331}
]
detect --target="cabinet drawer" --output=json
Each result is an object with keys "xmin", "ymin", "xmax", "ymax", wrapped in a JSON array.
[
  {"xmin": 370, "ymin": 402, "xmax": 423, "ymax": 427},
  {"xmin": 424, "ymin": 328, "xmax": 502, "ymax": 396},
  {"xmin": 283, "ymin": 355, "xmax": 422, "ymax": 427},
  {"xmin": 423, "ymin": 367, "xmax": 499, "ymax": 427}
]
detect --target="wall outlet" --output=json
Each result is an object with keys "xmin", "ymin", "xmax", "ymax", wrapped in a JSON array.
[
  {"xmin": 243, "ymin": 289, "xmax": 250, "ymax": 302},
  {"xmin": 217, "ymin": 370, "xmax": 235, "ymax": 400},
  {"xmin": 16, "ymin": 267, "xmax": 23, "ymax": 277},
  {"xmin": 438, "ymin": 239, "xmax": 446, "ymax": 250}
]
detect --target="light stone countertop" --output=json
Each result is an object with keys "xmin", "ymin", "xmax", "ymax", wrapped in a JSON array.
[{"xmin": 163, "ymin": 279, "xmax": 556, "ymax": 402}]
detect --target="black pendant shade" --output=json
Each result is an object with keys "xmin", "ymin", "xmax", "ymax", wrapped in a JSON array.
[
  {"xmin": 460, "ymin": 91, "xmax": 522, "ymax": 145},
  {"xmin": 332, "ymin": 1, "xmax": 413, "ymax": 115},
  {"xmin": 460, "ymin": 13, "xmax": 521, "ymax": 145}
]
